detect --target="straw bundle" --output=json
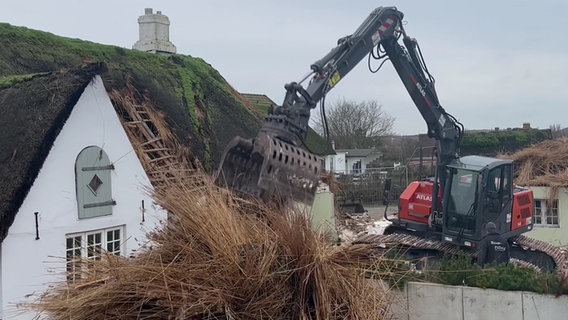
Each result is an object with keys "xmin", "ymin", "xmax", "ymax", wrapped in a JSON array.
[
  {"xmin": 510, "ymin": 138, "xmax": 568, "ymax": 187},
  {"xmin": 32, "ymin": 174, "xmax": 392, "ymax": 319}
]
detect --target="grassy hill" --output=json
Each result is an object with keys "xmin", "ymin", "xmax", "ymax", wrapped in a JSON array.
[{"xmin": 0, "ymin": 23, "xmax": 332, "ymax": 170}]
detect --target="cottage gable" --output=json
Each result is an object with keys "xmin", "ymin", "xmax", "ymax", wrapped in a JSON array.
[
  {"xmin": 0, "ymin": 68, "xmax": 165, "ymax": 318},
  {"xmin": 0, "ymin": 64, "xmax": 104, "ymax": 242}
]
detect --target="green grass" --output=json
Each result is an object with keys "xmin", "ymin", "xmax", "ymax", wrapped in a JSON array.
[{"xmin": 0, "ymin": 73, "xmax": 40, "ymax": 89}]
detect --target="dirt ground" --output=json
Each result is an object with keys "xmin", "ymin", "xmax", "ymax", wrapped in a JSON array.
[{"xmin": 364, "ymin": 205, "xmax": 398, "ymax": 220}]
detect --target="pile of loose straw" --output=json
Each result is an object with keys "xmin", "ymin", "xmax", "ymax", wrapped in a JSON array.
[
  {"xmin": 32, "ymin": 173, "xmax": 393, "ymax": 319},
  {"xmin": 510, "ymin": 138, "xmax": 568, "ymax": 187}
]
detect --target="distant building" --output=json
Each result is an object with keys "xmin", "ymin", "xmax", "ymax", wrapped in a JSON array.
[
  {"xmin": 325, "ymin": 145, "xmax": 382, "ymax": 175},
  {"xmin": 240, "ymin": 93, "xmax": 275, "ymax": 114},
  {"xmin": 133, "ymin": 8, "xmax": 176, "ymax": 54},
  {"xmin": 240, "ymin": 92, "xmax": 335, "ymax": 156}
]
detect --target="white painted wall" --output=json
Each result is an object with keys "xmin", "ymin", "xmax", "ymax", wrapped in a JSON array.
[
  {"xmin": 326, "ymin": 152, "xmax": 381, "ymax": 174},
  {"xmin": 324, "ymin": 152, "xmax": 346, "ymax": 173},
  {"xmin": 525, "ymin": 186, "xmax": 568, "ymax": 247},
  {"xmin": 345, "ymin": 156, "xmax": 366, "ymax": 173},
  {"xmin": 0, "ymin": 76, "xmax": 166, "ymax": 319}
]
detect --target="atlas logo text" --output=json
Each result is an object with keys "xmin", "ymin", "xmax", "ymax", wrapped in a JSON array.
[{"xmin": 416, "ymin": 194, "xmax": 432, "ymax": 201}]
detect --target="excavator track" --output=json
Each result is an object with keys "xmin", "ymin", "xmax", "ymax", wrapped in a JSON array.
[
  {"xmin": 511, "ymin": 235, "xmax": 567, "ymax": 276},
  {"xmin": 355, "ymin": 233, "xmax": 567, "ymax": 276}
]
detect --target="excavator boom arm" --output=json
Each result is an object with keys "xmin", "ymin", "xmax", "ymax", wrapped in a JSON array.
[
  {"xmin": 266, "ymin": 7, "xmax": 405, "ymax": 146},
  {"xmin": 218, "ymin": 6, "xmax": 462, "ymax": 207}
]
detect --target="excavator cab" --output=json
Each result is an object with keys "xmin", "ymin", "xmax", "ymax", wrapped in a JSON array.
[{"xmin": 442, "ymin": 156, "xmax": 533, "ymax": 248}]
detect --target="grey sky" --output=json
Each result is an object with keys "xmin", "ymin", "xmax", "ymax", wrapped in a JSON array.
[{"xmin": 2, "ymin": 0, "xmax": 567, "ymax": 135}]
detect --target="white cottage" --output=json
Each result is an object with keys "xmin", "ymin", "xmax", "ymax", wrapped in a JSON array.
[
  {"xmin": 525, "ymin": 186, "xmax": 568, "ymax": 247},
  {"xmin": 325, "ymin": 148, "xmax": 382, "ymax": 174},
  {"xmin": 0, "ymin": 65, "xmax": 166, "ymax": 319}
]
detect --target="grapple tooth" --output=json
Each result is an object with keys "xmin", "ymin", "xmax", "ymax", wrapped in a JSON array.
[{"xmin": 217, "ymin": 133, "xmax": 322, "ymax": 205}]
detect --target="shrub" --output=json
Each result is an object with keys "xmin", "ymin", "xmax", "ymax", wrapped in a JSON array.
[{"xmin": 429, "ymin": 254, "xmax": 560, "ymax": 294}]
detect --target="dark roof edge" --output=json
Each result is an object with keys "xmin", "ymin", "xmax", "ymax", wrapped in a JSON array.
[{"xmin": 1, "ymin": 63, "xmax": 106, "ymax": 242}]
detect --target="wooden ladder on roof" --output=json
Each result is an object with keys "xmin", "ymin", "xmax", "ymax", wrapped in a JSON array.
[
  {"xmin": 128, "ymin": 105, "xmax": 174, "ymax": 161},
  {"xmin": 115, "ymin": 95, "xmax": 190, "ymax": 189}
]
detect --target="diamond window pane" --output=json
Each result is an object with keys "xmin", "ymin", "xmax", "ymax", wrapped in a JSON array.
[{"xmin": 87, "ymin": 174, "xmax": 103, "ymax": 195}]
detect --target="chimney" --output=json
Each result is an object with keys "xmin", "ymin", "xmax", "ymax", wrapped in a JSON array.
[{"xmin": 133, "ymin": 8, "xmax": 176, "ymax": 55}]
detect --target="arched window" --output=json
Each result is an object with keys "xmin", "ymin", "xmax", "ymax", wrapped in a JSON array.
[{"xmin": 75, "ymin": 146, "xmax": 116, "ymax": 219}]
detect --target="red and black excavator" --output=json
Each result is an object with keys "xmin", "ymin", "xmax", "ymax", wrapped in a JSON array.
[{"xmin": 217, "ymin": 6, "xmax": 562, "ymax": 271}]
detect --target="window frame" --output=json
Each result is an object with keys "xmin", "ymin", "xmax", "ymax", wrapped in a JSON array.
[
  {"xmin": 352, "ymin": 160, "xmax": 362, "ymax": 174},
  {"xmin": 533, "ymin": 199, "xmax": 559, "ymax": 228},
  {"xmin": 65, "ymin": 226, "xmax": 125, "ymax": 281}
]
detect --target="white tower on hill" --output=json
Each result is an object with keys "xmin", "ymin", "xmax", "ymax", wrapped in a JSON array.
[{"xmin": 133, "ymin": 8, "xmax": 176, "ymax": 54}]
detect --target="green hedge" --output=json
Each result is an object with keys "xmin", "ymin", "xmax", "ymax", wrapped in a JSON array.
[
  {"xmin": 376, "ymin": 253, "xmax": 563, "ymax": 295},
  {"xmin": 431, "ymin": 255, "xmax": 560, "ymax": 294},
  {"xmin": 460, "ymin": 129, "xmax": 551, "ymax": 156}
]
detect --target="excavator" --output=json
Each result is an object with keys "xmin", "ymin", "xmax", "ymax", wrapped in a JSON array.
[{"xmin": 217, "ymin": 6, "xmax": 564, "ymax": 271}]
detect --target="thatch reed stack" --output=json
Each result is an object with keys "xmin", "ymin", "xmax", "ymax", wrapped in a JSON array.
[{"xmin": 32, "ymin": 173, "xmax": 392, "ymax": 319}]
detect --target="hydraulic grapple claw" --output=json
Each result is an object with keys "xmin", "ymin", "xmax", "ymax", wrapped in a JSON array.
[{"xmin": 216, "ymin": 133, "xmax": 322, "ymax": 205}]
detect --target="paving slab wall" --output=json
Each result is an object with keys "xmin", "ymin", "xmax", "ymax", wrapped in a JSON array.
[{"xmin": 394, "ymin": 282, "xmax": 568, "ymax": 320}]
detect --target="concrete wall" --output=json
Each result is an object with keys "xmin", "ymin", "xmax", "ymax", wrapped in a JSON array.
[
  {"xmin": 394, "ymin": 282, "xmax": 568, "ymax": 320},
  {"xmin": 309, "ymin": 187, "xmax": 337, "ymax": 240}
]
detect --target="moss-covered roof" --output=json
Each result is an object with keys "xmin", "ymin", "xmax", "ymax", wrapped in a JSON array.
[
  {"xmin": 0, "ymin": 23, "xmax": 335, "ymax": 240},
  {"xmin": 0, "ymin": 23, "xmax": 264, "ymax": 169},
  {"xmin": 0, "ymin": 23, "xmax": 332, "ymax": 161},
  {"xmin": 241, "ymin": 93, "xmax": 275, "ymax": 114}
]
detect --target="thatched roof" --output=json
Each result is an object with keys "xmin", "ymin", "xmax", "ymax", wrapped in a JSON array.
[
  {"xmin": 0, "ymin": 23, "xmax": 332, "ymax": 167},
  {"xmin": 241, "ymin": 93, "xmax": 275, "ymax": 114},
  {"xmin": 0, "ymin": 23, "xmax": 334, "ymax": 241},
  {"xmin": 510, "ymin": 138, "xmax": 568, "ymax": 187},
  {"xmin": 0, "ymin": 63, "xmax": 106, "ymax": 242},
  {"xmin": 0, "ymin": 23, "xmax": 261, "ymax": 172}
]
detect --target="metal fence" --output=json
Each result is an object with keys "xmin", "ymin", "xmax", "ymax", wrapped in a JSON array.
[
  {"xmin": 333, "ymin": 167, "xmax": 411, "ymax": 205},
  {"xmin": 332, "ymin": 147, "xmax": 438, "ymax": 207}
]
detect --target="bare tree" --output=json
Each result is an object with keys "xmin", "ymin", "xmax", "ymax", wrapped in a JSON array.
[
  {"xmin": 313, "ymin": 98, "xmax": 394, "ymax": 149},
  {"xmin": 550, "ymin": 124, "xmax": 566, "ymax": 139}
]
